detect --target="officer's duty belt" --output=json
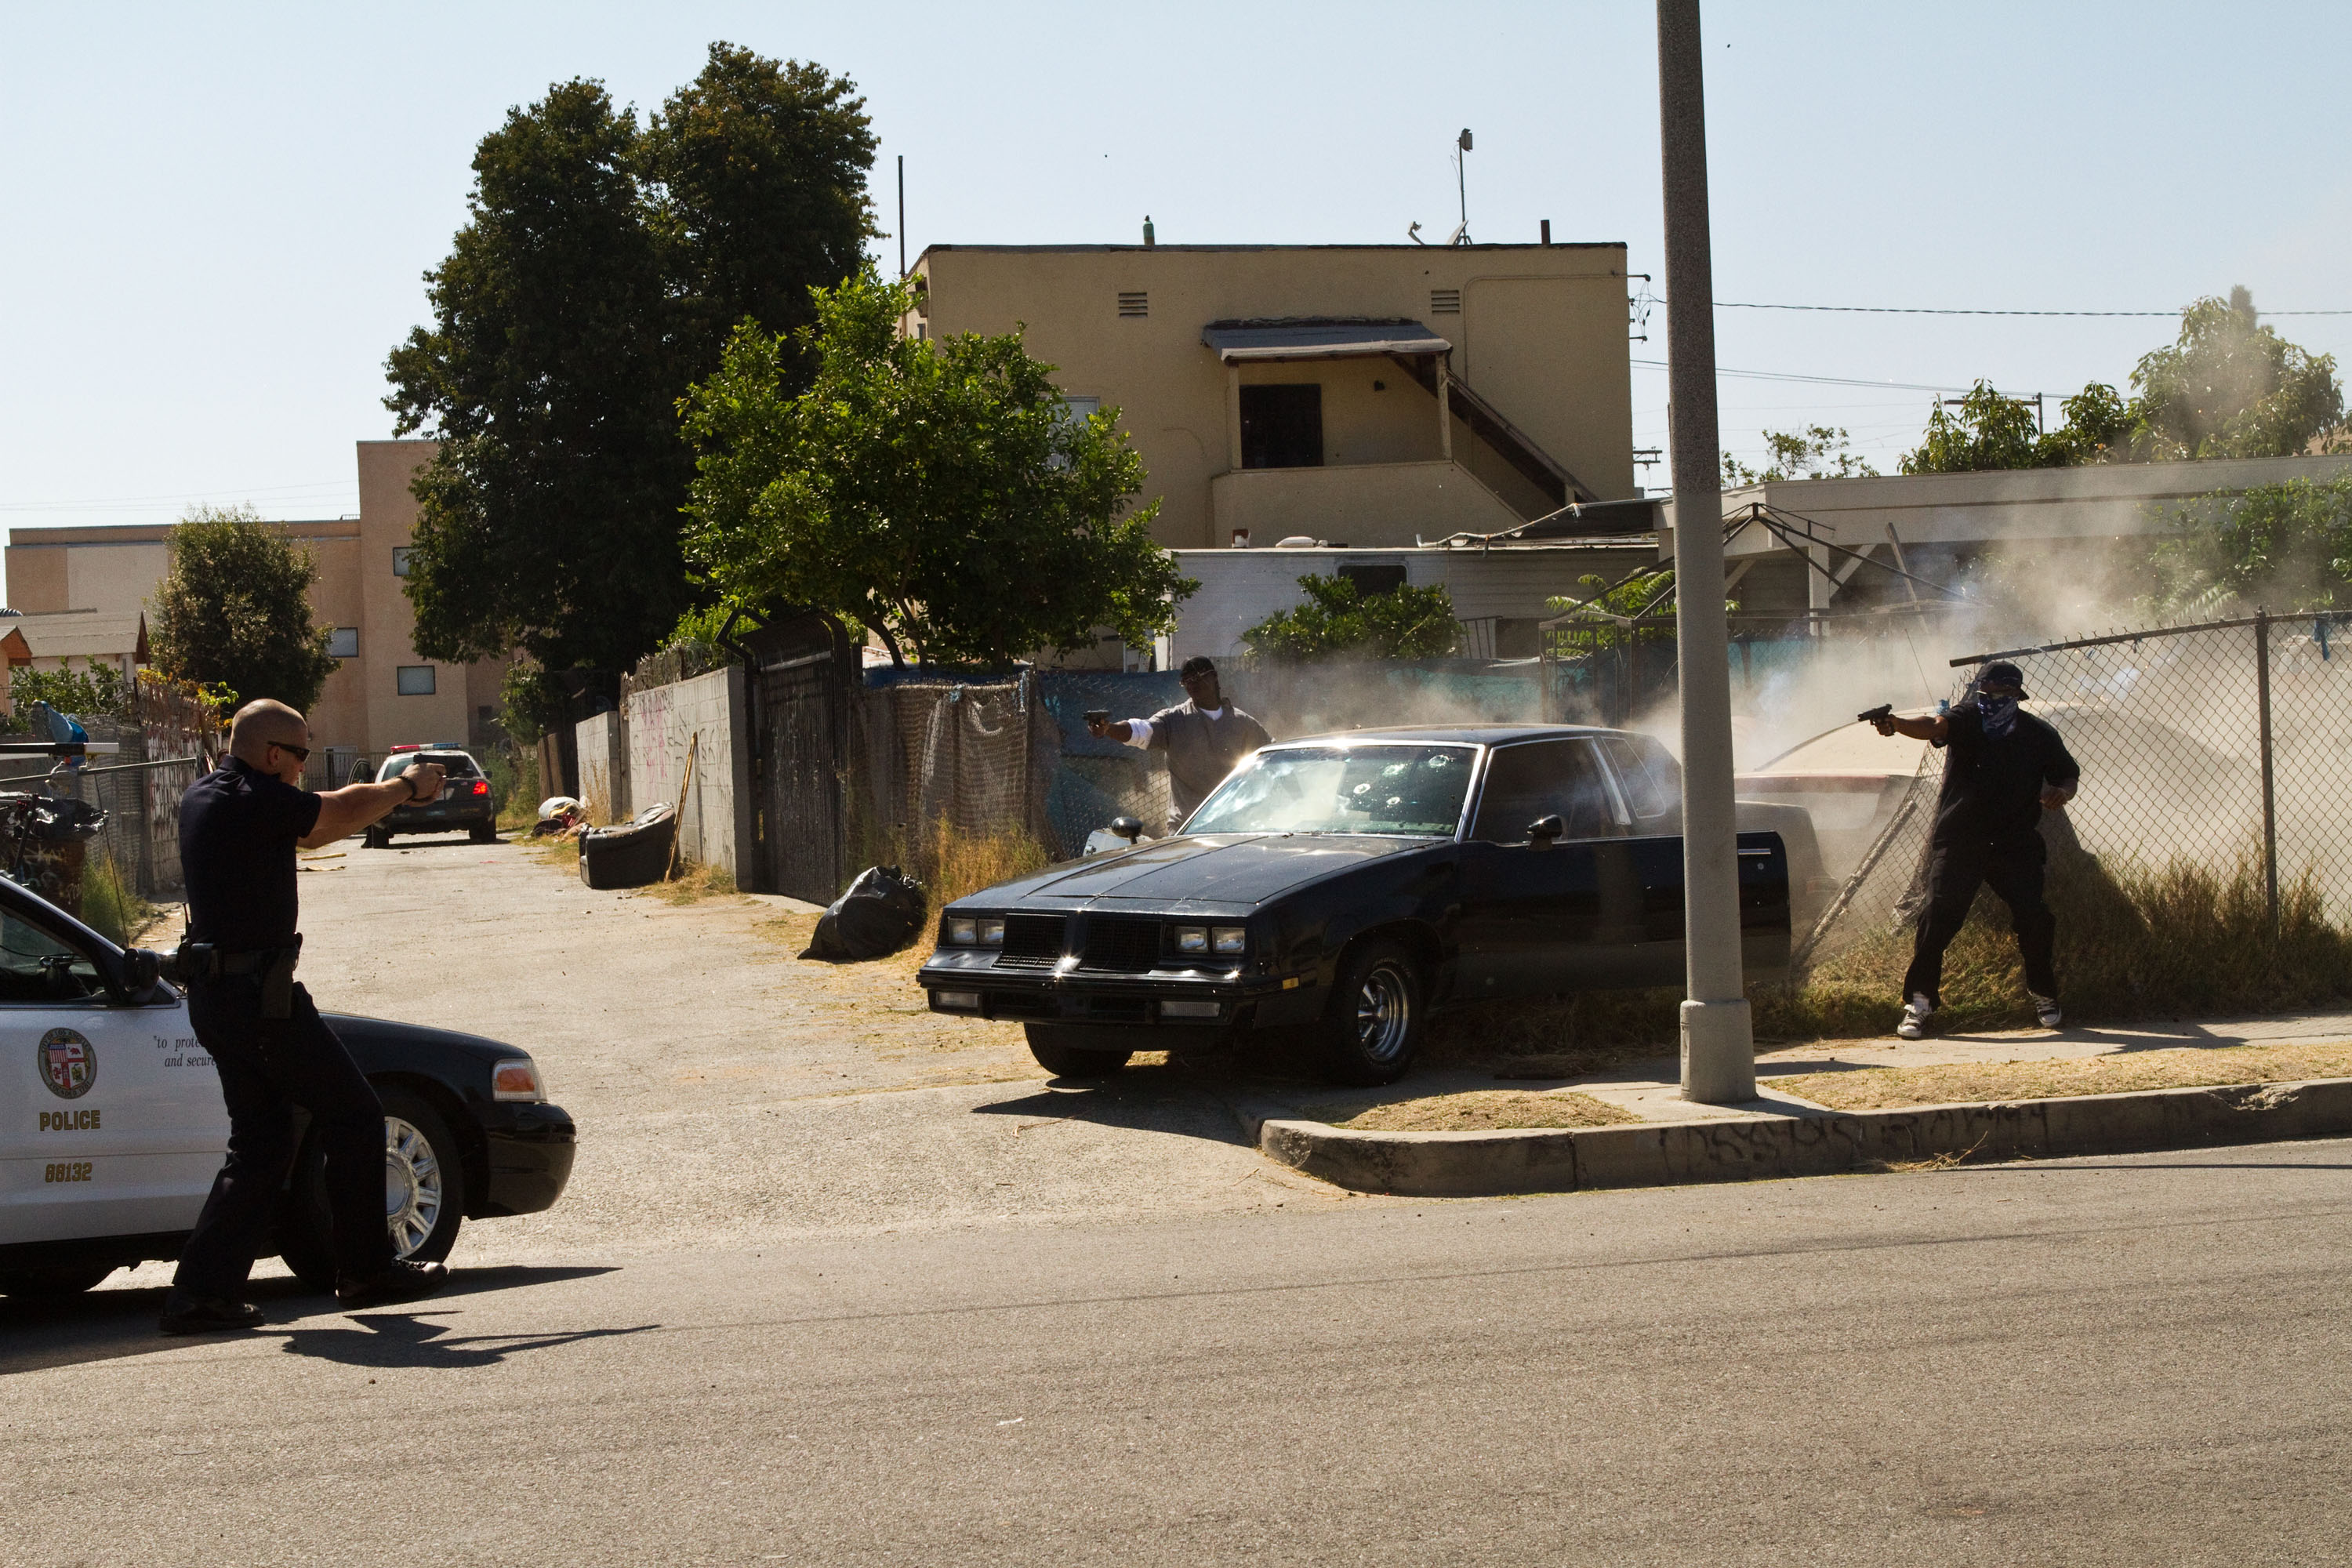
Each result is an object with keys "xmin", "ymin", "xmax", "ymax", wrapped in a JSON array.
[{"xmin": 177, "ymin": 936, "xmax": 303, "ymax": 1018}]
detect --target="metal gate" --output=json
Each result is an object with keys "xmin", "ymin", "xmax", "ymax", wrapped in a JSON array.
[{"xmin": 742, "ymin": 613, "xmax": 854, "ymax": 903}]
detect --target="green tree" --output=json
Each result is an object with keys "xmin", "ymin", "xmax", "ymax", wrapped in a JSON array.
[
  {"xmin": 1723, "ymin": 424, "xmax": 1879, "ymax": 486},
  {"xmin": 147, "ymin": 506, "xmax": 341, "ymax": 711},
  {"xmin": 641, "ymin": 44, "xmax": 878, "ymax": 377},
  {"xmin": 2149, "ymin": 473, "xmax": 2352, "ymax": 615},
  {"xmin": 1543, "ymin": 568, "xmax": 1734, "ymax": 641},
  {"xmin": 385, "ymin": 48, "xmax": 877, "ymax": 683},
  {"xmin": 5, "ymin": 666, "xmax": 132, "ymax": 728},
  {"xmin": 2128, "ymin": 287, "xmax": 2343, "ymax": 460},
  {"xmin": 1240, "ymin": 574, "xmax": 1460, "ymax": 660},
  {"xmin": 681, "ymin": 270, "xmax": 1192, "ymax": 667},
  {"xmin": 1900, "ymin": 382, "xmax": 2047, "ymax": 474}
]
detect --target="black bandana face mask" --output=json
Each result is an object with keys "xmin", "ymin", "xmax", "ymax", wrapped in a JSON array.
[{"xmin": 1979, "ymin": 692, "xmax": 2020, "ymax": 737}]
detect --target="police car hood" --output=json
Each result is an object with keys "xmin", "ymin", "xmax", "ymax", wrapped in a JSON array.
[{"xmin": 966, "ymin": 833, "xmax": 1431, "ymax": 909}]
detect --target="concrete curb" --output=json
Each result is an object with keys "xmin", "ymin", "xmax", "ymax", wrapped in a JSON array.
[{"xmin": 1257, "ymin": 1078, "xmax": 2352, "ymax": 1196}]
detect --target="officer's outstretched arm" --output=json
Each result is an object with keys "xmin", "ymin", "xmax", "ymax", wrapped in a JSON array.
[{"xmin": 300, "ymin": 762, "xmax": 445, "ymax": 848}]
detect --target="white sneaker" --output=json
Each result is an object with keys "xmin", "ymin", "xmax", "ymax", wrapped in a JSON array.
[
  {"xmin": 2031, "ymin": 993, "xmax": 2063, "ymax": 1029},
  {"xmin": 1896, "ymin": 993, "xmax": 1934, "ymax": 1040}
]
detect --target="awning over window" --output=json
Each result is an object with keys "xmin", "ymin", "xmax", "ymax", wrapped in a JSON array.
[{"xmin": 1200, "ymin": 318, "xmax": 1451, "ymax": 364}]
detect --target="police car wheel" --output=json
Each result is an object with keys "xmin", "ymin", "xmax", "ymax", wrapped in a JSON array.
[
  {"xmin": 0, "ymin": 1261, "xmax": 117, "ymax": 1298},
  {"xmin": 1023, "ymin": 1024, "xmax": 1134, "ymax": 1079},
  {"xmin": 363, "ymin": 826, "xmax": 390, "ymax": 849},
  {"xmin": 470, "ymin": 823, "xmax": 497, "ymax": 844},
  {"xmin": 277, "ymin": 1087, "xmax": 467, "ymax": 1291}
]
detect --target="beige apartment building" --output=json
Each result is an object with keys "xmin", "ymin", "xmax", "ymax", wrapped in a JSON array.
[
  {"xmin": 3, "ymin": 440, "xmax": 508, "ymax": 764},
  {"xmin": 909, "ymin": 242, "xmax": 1639, "ymax": 553}
]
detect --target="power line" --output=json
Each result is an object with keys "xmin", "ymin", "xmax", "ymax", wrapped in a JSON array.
[
  {"xmin": 1630, "ymin": 357, "xmax": 1969, "ymax": 394},
  {"xmin": 1697, "ymin": 300, "xmax": 2352, "ymax": 318}
]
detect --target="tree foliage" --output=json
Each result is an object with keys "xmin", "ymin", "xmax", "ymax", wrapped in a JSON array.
[
  {"xmin": 147, "ymin": 506, "xmax": 342, "ymax": 712},
  {"xmin": 681, "ymin": 270, "xmax": 1192, "ymax": 668},
  {"xmin": 1240, "ymin": 574, "xmax": 1460, "ymax": 661},
  {"xmin": 384, "ymin": 45, "xmax": 876, "ymax": 680},
  {"xmin": 1544, "ymin": 568, "xmax": 1733, "ymax": 645},
  {"xmin": 1901, "ymin": 290, "xmax": 2341, "ymax": 474},
  {"xmin": 2151, "ymin": 474, "xmax": 2352, "ymax": 615},
  {"xmin": 1723, "ymin": 424, "xmax": 1878, "ymax": 486},
  {"xmin": 2129, "ymin": 288, "xmax": 2342, "ymax": 460},
  {"xmin": 6, "ymin": 665, "xmax": 132, "ymax": 724}
]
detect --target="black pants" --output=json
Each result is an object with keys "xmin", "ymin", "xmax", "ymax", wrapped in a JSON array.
[
  {"xmin": 1903, "ymin": 833, "xmax": 2058, "ymax": 1007},
  {"xmin": 172, "ymin": 976, "xmax": 390, "ymax": 1299}
]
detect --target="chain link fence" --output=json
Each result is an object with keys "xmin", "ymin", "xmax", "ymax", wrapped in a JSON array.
[{"xmin": 1798, "ymin": 610, "xmax": 2352, "ymax": 971}]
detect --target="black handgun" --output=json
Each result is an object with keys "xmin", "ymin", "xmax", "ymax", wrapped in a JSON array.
[{"xmin": 1857, "ymin": 703, "xmax": 1893, "ymax": 725}]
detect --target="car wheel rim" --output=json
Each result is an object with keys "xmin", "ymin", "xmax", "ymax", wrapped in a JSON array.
[
  {"xmin": 383, "ymin": 1116, "xmax": 443, "ymax": 1259},
  {"xmin": 1354, "ymin": 961, "xmax": 1413, "ymax": 1065}
]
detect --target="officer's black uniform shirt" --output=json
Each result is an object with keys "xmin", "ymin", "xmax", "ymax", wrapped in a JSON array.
[
  {"xmin": 1929, "ymin": 699, "xmax": 2081, "ymax": 846},
  {"xmin": 180, "ymin": 757, "xmax": 323, "ymax": 949}
]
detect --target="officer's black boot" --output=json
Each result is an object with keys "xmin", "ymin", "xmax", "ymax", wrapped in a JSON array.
[
  {"xmin": 336, "ymin": 1259, "xmax": 450, "ymax": 1308},
  {"xmin": 158, "ymin": 1294, "xmax": 267, "ymax": 1335}
]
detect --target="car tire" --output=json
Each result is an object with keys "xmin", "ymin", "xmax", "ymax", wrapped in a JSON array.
[
  {"xmin": 363, "ymin": 826, "xmax": 390, "ymax": 849},
  {"xmin": 1023, "ymin": 1024, "xmax": 1134, "ymax": 1079},
  {"xmin": 0, "ymin": 1261, "xmax": 118, "ymax": 1298},
  {"xmin": 470, "ymin": 823, "xmax": 498, "ymax": 844},
  {"xmin": 277, "ymin": 1087, "xmax": 467, "ymax": 1292},
  {"xmin": 1316, "ymin": 938, "xmax": 1425, "ymax": 1086}
]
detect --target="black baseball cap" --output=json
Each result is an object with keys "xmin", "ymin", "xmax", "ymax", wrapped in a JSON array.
[{"xmin": 1979, "ymin": 660, "xmax": 2030, "ymax": 697}]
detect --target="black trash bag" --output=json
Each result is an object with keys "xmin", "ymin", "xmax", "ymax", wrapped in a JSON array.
[{"xmin": 801, "ymin": 865, "xmax": 927, "ymax": 961}]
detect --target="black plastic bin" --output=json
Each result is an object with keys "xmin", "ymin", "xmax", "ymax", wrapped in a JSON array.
[{"xmin": 579, "ymin": 803, "xmax": 677, "ymax": 890}]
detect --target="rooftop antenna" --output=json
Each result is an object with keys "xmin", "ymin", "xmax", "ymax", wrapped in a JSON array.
[
  {"xmin": 896, "ymin": 154, "xmax": 906, "ymax": 278},
  {"xmin": 1452, "ymin": 128, "xmax": 1473, "ymax": 245},
  {"xmin": 1406, "ymin": 220, "xmax": 1425, "ymax": 245}
]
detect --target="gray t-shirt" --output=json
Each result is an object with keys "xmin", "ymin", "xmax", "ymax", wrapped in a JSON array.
[{"xmin": 1145, "ymin": 702, "xmax": 1272, "ymax": 827}]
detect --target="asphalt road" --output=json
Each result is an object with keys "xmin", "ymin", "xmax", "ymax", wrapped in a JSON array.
[{"xmin": 10, "ymin": 1138, "xmax": 2352, "ymax": 1566}]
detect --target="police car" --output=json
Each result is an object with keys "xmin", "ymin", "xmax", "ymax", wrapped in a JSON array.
[
  {"xmin": 365, "ymin": 742, "xmax": 499, "ymax": 847},
  {"xmin": 0, "ymin": 876, "xmax": 575, "ymax": 1298}
]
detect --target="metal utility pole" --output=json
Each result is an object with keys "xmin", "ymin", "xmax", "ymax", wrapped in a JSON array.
[
  {"xmin": 1656, "ymin": 0, "xmax": 1755, "ymax": 1102},
  {"xmin": 897, "ymin": 155, "xmax": 907, "ymax": 278}
]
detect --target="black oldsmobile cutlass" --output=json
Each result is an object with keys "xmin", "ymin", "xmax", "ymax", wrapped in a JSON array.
[{"xmin": 918, "ymin": 724, "xmax": 1795, "ymax": 1084}]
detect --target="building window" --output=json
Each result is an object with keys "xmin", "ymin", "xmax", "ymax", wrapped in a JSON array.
[
  {"xmin": 1240, "ymin": 384, "xmax": 1323, "ymax": 470},
  {"xmin": 326, "ymin": 626, "xmax": 358, "ymax": 659},
  {"xmin": 1430, "ymin": 288, "xmax": 1461, "ymax": 314},
  {"xmin": 1116, "ymin": 291, "xmax": 1148, "ymax": 318},
  {"xmin": 392, "ymin": 547, "xmax": 413, "ymax": 577},
  {"xmin": 395, "ymin": 665, "xmax": 437, "ymax": 696}
]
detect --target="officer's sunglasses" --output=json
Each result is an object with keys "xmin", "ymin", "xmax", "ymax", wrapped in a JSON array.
[{"xmin": 270, "ymin": 742, "xmax": 312, "ymax": 764}]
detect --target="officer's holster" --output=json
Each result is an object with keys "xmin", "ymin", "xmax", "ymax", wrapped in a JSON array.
[{"xmin": 171, "ymin": 935, "xmax": 303, "ymax": 1018}]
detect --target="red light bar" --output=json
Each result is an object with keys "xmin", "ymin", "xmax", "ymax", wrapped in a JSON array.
[{"xmin": 388, "ymin": 743, "xmax": 421, "ymax": 753}]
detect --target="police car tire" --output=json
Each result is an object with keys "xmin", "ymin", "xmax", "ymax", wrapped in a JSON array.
[
  {"xmin": 277, "ymin": 1087, "xmax": 466, "ymax": 1291},
  {"xmin": 1022, "ymin": 1024, "xmax": 1134, "ymax": 1079},
  {"xmin": 470, "ymin": 824, "xmax": 497, "ymax": 844},
  {"xmin": 363, "ymin": 826, "xmax": 390, "ymax": 849},
  {"xmin": 0, "ymin": 1261, "xmax": 117, "ymax": 1298}
]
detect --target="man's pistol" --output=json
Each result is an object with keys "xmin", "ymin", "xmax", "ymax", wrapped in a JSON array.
[{"xmin": 1857, "ymin": 703, "xmax": 1893, "ymax": 726}]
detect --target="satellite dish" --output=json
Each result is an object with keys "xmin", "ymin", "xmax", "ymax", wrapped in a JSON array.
[{"xmin": 1446, "ymin": 221, "xmax": 1469, "ymax": 246}]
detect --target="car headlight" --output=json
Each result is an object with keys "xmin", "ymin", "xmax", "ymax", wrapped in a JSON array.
[
  {"xmin": 1210, "ymin": 926, "xmax": 1247, "ymax": 955},
  {"xmin": 977, "ymin": 917, "xmax": 1005, "ymax": 946},
  {"xmin": 1173, "ymin": 924, "xmax": 1208, "ymax": 953},
  {"xmin": 946, "ymin": 916, "xmax": 978, "ymax": 945},
  {"xmin": 491, "ymin": 1058, "xmax": 546, "ymax": 1103}
]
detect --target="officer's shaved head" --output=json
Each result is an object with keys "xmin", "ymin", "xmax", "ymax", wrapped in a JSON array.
[{"xmin": 228, "ymin": 699, "xmax": 310, "ymax": 766}]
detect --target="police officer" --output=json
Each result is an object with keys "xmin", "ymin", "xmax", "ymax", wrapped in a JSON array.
[
  {"xmin": 1871, "ymin": 660, "xmax": 2080, "ymax": 1040},
  {"xmin": 1087, "ymin": 655, "xmax": 1272, "ymax": 833},
  {"xmin": 158, "ymin": 699, "xmax": 452, "ymax": 1334}
]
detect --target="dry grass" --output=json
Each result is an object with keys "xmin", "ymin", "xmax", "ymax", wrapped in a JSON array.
[
  {"xmin": 1322, "ymin": 1089, "xmax": 1639, "ymax": 1133},
  {"xmin": 1771, "ymin": 1039, "xmax": 2352, "ymax": 1111},
  {"xmin": 650, "ymin": 858, "xmax": 738, "ymax": 906}
]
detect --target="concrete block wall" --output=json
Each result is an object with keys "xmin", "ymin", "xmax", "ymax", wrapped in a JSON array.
[
  {"xmin": 575, "ymin": 710, "xmax": 630, "ymax": 823},
  {"xmin": 626, "ymin": 664, "xmax": 753, "ymax": 881}
]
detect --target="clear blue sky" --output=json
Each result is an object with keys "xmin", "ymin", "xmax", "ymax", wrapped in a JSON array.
[{"xmin": 5, "ymin": 1, "xmax": 2347, "ymax": 584}]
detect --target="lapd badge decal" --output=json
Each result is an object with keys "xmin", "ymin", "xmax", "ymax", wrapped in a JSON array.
[{"xmin": 38, "ymin": 1029, "xmax": 95, "ymax": 1099}]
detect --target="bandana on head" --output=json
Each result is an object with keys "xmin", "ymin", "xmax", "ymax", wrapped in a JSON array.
[{"xmin": 1979, "ymin": 692, "xmax": 2020, "ymax": 738}]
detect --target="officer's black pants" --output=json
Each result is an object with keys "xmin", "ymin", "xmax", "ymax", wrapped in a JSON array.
[
  {"xmin": 1903, "ymin": 833, "xmax": 2058, "ymax": 1008},
  {"xmin": 172, "ymin": 976, "xmax": 390, "ymax": 1300}
]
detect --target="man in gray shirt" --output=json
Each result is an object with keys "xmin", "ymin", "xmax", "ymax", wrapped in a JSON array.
[{"xmin": 1088, "ymin": 655, "xmax": 1272, "ymax": 832}]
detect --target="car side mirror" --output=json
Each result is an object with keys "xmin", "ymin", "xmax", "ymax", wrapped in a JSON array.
[
  {"xmin": 1526, "ymin": 815, "xmax": 1564, "ymax": 849},
  {"xmin": 1109, "ymin": 815, "xmax": 1143, "ymax": 844},
  {"xmin": 111, "ymin": 946, "xmax": 164, "ymax": 1002}
]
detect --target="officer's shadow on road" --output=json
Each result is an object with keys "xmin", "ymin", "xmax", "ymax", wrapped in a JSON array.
[{"xmin": 0, "ymin": 1265, "xmax": 625, "ymax": 1378}]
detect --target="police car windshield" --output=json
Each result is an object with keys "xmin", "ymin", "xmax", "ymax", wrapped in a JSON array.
[
  {"xmin": 378, "ymin": 753, "xmax": 477, "ymax": 781},
  {"xmin": 1182, "ymin": 745, "xmax": 1475, "ymax": 837}
]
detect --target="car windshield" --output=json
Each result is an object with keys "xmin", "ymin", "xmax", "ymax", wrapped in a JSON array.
[
  {"xmin": 379, "ymin": 753, "xmax": 477, "ymax": 781},
  {"xmin": 1183, "ymin": 745, "xmax": 1475, "ymax": 837}
]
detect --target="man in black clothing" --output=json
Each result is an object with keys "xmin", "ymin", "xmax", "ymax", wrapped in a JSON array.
[
  {"xmin": 1871, "ymin": 661, "xmax": 2080, "ymax": 1040},
  {"xmin": 160, "ymin": 699, "xmax": 452, "ymax": 1335}
]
